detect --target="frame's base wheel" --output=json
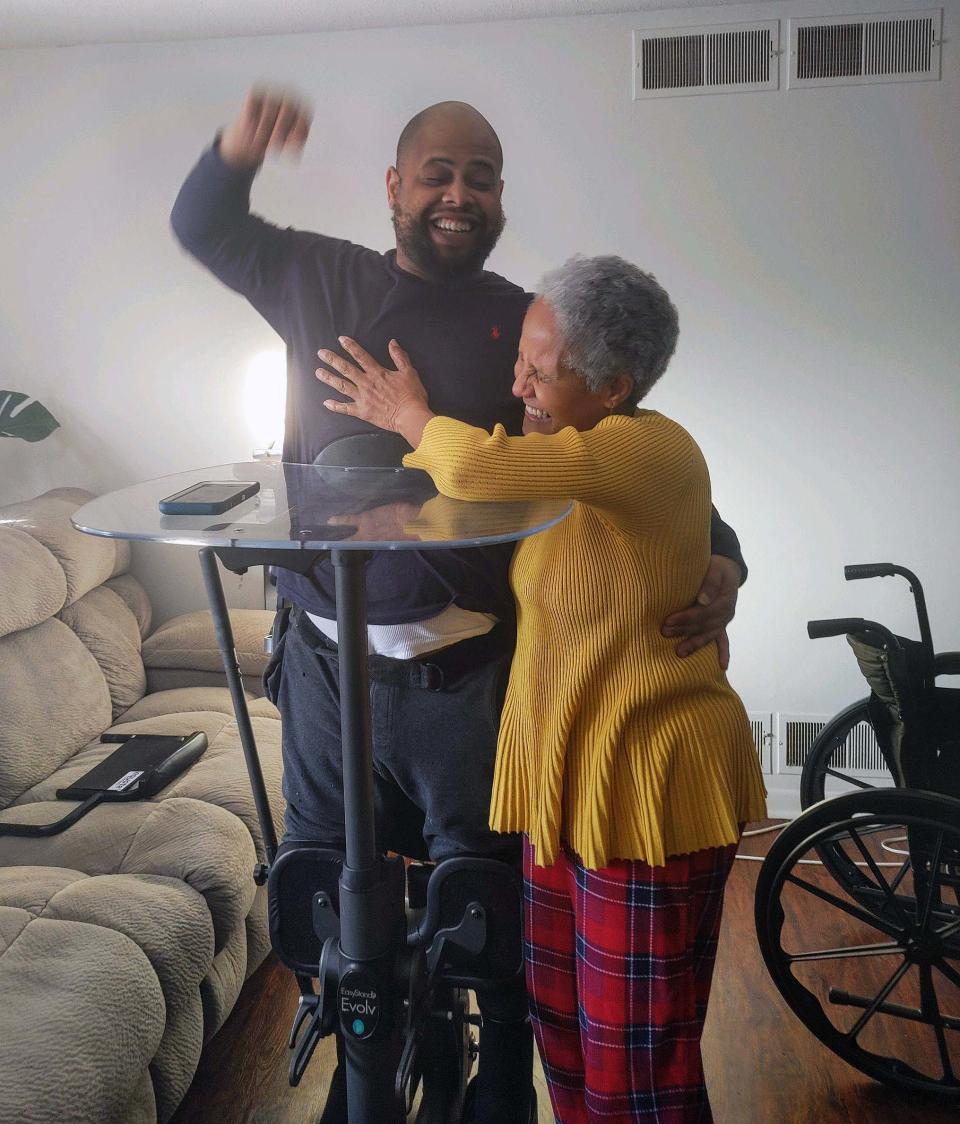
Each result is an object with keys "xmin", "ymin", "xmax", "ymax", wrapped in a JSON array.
[
  {"xmin": 756, "ymin": 789, "xmax": 960, "ymax": 1099},
  {"xmin": 414, "ymin": 988, "xmax": 474, "ymax": 1123},
  {"xmin": 460, "ymin": 1076, "xmax": 537, "ymax": 1124}
]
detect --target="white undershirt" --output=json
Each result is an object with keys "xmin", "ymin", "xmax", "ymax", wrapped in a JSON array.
[{"xmin": 306, "ymin": 603, "xmax": 498, "ymax": 659}]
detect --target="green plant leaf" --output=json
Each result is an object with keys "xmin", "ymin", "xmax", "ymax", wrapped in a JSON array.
[{"xmin": 0, "ymin": 391, "xmax": 60, "ymax": 442}]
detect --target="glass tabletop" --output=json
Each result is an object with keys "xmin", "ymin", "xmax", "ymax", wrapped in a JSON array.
[{"xmin": 70, "ymin": 461, "xmax": 571, "ymax": 551}]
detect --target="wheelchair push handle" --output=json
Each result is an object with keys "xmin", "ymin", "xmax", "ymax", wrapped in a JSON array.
[
  {"xmin": 807, "ymin": 618, "xmax": 867, "ymax": 640},
  {"xmin": 807, "ymin": 618, "xmax": 903, "ymax": 652},
  {"xmin": 842, "ymin": 562, "xmax": 932, "ymax": 656},
  {"xmin": 844, "ymin": 562, "xmax": 897, "ymax": 581}
]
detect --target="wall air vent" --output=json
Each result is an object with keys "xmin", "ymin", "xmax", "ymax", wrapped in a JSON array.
[
  {"xmin": 776, "ymin": 712, "xmax": 886, "ymax": 778},
  {"xmin": 748, "ymin": 712, "xmax": 774, "ymax": 774},
  {"xmin": 633, "ymin": 22, "xmax": 780, "ymax": 99},
  {"xmin": 789, "ymin": 10, "xmax": 942, "ymax": 88},
  {"xmin": 778, "ymin": 715, "xmax": 828, "ymax": 771}
]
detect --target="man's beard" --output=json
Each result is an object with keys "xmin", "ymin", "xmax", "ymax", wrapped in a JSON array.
[{"xmin": 392, "ymin": 203, "xmax": 506, "ymax": 282}]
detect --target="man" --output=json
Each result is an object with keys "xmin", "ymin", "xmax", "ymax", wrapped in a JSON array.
[{"xmin": 171, "ymin": 89, "xmax": 745, "ymax": 1122}]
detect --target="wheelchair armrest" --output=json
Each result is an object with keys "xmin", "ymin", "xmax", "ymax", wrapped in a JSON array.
[{"xmin": 935, "ymin": 651, "xmax": 960, "ymax": 676}]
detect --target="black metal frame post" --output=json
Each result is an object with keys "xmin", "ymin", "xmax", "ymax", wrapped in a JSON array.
[
  {"xmin": 332, "ymin": 548, "xmax": 407, "ymax": 1124},
  {"xmin": 332, "ymin": 550, "xmax": 377, "ymax": 880},
  {"xmin": 200, "ymin": 544, "xmax": 405, "ymax": 1121},
  {"xmin": 199, "ymin": 547, "xmax": 279, "ymax": 866}
]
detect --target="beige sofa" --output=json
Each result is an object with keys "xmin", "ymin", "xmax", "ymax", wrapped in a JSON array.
[{"xmin": 0, "ymin": 488, "xmax": 284, "ymax": 1124}]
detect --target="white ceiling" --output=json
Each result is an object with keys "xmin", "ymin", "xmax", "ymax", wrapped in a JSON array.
[{"xmin": 0, "ymin": 0, "xmax": 747, "ymax": 50}]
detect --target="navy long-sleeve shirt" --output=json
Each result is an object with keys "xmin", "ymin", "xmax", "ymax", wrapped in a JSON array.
[{"xmin": 171, "ymin": 143, "xmax": 745, "ymax": 621}]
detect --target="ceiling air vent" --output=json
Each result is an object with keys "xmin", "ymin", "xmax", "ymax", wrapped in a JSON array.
[
  {"xmin": 633, "ymin": 22, "xmax": 780, "ymax": 99},
  {"xmin": 789, "ymin": 9, "xmax": 942, "ymax": 88}
]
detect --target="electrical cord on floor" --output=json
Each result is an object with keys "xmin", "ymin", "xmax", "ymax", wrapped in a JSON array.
[{"xmin": 735, "ymin": 819, "xmax": 906, "ymax": 866}]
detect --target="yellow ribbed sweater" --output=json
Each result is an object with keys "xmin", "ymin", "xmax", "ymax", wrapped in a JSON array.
[{"xmin": 404, "ymin": 410, "xmax": 767, "ymax": 869}]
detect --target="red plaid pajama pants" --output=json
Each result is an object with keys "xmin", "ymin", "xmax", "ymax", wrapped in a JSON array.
[{"xmin": 523, "ymin": 835, "xmax": 738, "ymax": 1123}]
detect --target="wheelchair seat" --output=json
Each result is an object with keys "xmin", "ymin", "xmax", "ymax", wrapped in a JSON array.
[{"xmin": 847, "ymin": 630, "xmax": 960, "ymax": 799}]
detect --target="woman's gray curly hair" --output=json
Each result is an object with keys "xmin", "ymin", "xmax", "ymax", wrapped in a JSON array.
[{"xmin": 538, "ymin": 255, "xmax": 679, "ymax": 406}]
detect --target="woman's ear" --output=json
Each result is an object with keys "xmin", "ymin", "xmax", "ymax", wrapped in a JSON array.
[{"xmin": 605, "ymin": 374, "xmax": 634, "ymax": 411}]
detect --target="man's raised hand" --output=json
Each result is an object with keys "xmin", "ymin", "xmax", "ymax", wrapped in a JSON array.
[{"xmin": 219, "ymin": 87, "xmax": 312, "ymax": 171}]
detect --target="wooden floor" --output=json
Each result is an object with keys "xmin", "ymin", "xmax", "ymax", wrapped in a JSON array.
[{"xmin": 172, "ymin": 823, "xmax": 959, "ymax": 1123}]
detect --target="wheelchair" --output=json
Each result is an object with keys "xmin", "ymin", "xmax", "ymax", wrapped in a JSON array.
[{"xmin": 755, "ymin": 563, "xmax": 960, "ymax": 1099}]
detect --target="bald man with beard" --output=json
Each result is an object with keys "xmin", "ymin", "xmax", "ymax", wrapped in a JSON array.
[{"xmin": 171, "ymin": 89, "xmax": 746, "ymax": 1123}]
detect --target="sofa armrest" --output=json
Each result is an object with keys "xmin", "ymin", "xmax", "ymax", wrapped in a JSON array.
[
  {"xmin": 0, "ymin": 902, "xmax": 166, "ymax": 1124},
  {"xmin": 141, "ymin": 608, "xmax": 276, "ymax": 697},
  {"xmin": 0, "ymin": 797, "xmax": 256, "ymax": 952}
]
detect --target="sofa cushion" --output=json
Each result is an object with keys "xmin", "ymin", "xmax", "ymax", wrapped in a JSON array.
[
  {"xmin": 0, "ymin": 618, "xmax": 112, "ymax": 808},
  {"xmin": 120, "ymin": 686, "xmax": 280, "ymax": 722},
  {"xmin": 145, "ymin": 666, "xmax": 269, "ymax": 697},
  {"xmin": 0, "ymin": 797, "xmax": 257, "ymax": 954},
  {"xmin": 12, "ymin": 705, "xmax": 283, "ymax": 860},
  {"xmin": 106, "ymin": 571, "xmax": 153, "ymax": 638},
  {"xmin": 116, "ymin": 711, "xmax": 283, "ymax": 860},
  {"xmin": 48, "ymin": 873, "xmax": 213, "ymax": 1120},
  {"xmin": 0, "ymin": 489, "xmax": 121, "ymax": 607},
  {"xmin": 141, "ymin": 608, "xmax": 274, "ymax": 679},
  {"xmin": 0, "ymin": 526, "xmax": 67, "ymax": 639},
  {"xmin": 59, "ymin": 584, "xmax": 147, "ymax": 718},
  {"xmin": 0, "ymin": 863, "xmax": 214, "ymax": 1119},
  {"xmin": 41, "ymin": 486, "xmax": 132, "ymax": 578}
]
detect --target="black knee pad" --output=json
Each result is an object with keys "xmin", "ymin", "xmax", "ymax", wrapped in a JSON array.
[
  {"xmin": 268, "ymin": 842, "xmax": 344, "ymax": 975},
  {"xmin": 423, "ymin": 855, "xmax": 524, "ymax": 987}
]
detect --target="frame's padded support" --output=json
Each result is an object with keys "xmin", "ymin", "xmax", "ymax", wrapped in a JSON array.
[
  {"xmin": 422, "ymin": 856, "xmax": 523, "ymax": 987},
  {"xmin": 268, "ymin": 843, "xmax": 345, "ymax": 975}
]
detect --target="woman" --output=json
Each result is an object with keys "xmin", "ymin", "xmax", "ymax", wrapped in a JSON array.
[{"xmin": 317, "ymin": 255, "xmax": 767, "ymax": 1122}]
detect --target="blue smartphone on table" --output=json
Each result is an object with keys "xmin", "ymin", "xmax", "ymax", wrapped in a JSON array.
[{"xmin": 158, "ymin": 480, "xmax": 260, "ymax": 515}]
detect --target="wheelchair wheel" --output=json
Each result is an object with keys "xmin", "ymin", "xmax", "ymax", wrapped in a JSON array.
[
  {"xmin": 799, "ymin": 699, "xmax": 894, "ymax": 808},
  {"xmin": 756, "ymin": 788, "xmax": 960, "ymax": 1099},
  {"xmin": 799, "ymin": 698, "xmax": 904, "ymax": 911}
]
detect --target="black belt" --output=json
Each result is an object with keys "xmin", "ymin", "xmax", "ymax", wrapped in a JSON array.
[{"xmin": 293, "ymin": 608, "xmax": 513, "ymax": 692}]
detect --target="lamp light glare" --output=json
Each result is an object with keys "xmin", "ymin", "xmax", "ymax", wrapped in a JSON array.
[{"xmin": 244, "ymin": 350, "xmax": 286, "ymax": 454}]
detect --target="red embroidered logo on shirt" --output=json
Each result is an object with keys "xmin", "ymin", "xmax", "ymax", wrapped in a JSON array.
[{"xmin": 490, "ymin": 325, "xmax": 501, "ymax": 340}]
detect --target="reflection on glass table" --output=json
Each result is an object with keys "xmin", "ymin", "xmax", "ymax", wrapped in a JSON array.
[{"xmin": 73, "ymin": 460, "xmax": 571, "ymax": 551}]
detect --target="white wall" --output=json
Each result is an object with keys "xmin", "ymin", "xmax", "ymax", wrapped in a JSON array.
[{"xmin": 1, "ymin": 2, "xmax": 958, "ymax": 737}]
